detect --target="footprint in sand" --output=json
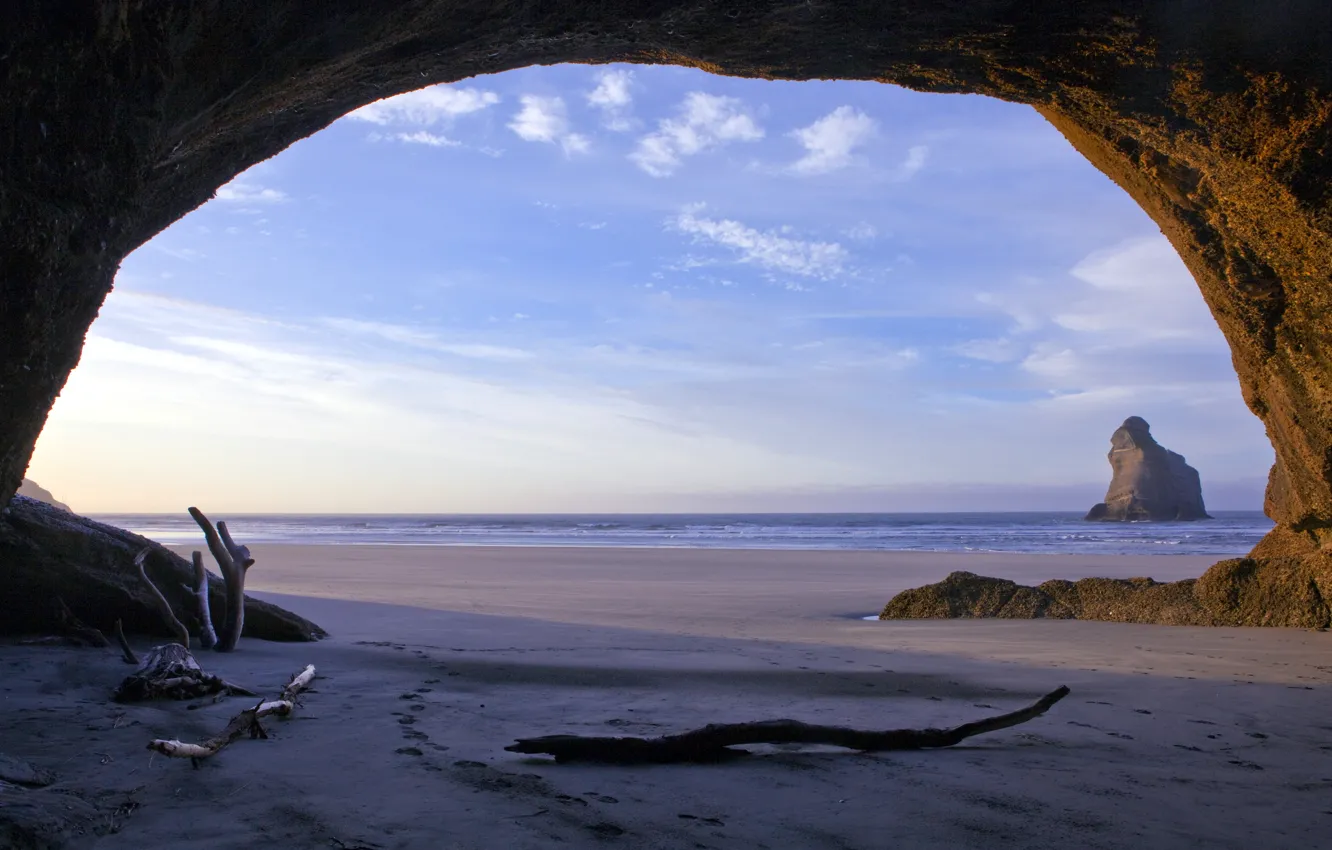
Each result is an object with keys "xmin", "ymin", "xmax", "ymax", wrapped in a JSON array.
[{"xmin": 586, "ymin": 822, "xmax": 626, "ymax": 838}]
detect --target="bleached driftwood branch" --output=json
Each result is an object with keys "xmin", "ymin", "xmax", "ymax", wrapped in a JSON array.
[
  {"xmin": 188, "ymin": 507, "xmax": 254, "ymax": 652},
  {"xmin": 133, "ymin": 548, "xmax": 190, "ymax": 648},
  {"xmin": 113, "ymin": 643, "xmax": 256, "ymax": 703},
  {"xmin": 190, "ymin": 551, "xmax": 218, "ymax": 650},
  {"xmin": 148, "ymin": 664, "xmax": 317, "ymax": 766},
  {"xmin": 506, "ymin": 686, "xmax": 1071, "ymax": 764}
]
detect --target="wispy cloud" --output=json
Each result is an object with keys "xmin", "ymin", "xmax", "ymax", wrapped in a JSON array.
[
  {"xmin": 893, "ymin": 145, "xmax": 929, "ymax": 181},
  {"xmin": 322, "ymin": 318, "xmax": 534, "ymax": 361},
  {"xmin": 630, "ymin": 93, "xmax": 763, "ymax": 177},
  {"xmin": 508, "ymin": 95, "xmax": 590, "ymax": 155},
  {"xmin": 672, "ymin": 205, "xmax": 848, "ymax": 280},
  {"xmin": 586, "ymin": 69, "xmax": 636, "ymax": 131},
  {"xmin": 788, "ymin": 106, "xmax": 876, "ymax": 175},
  {"xmin": 346, "ymin": 85, "xmax": 500, "ymax": 126},
  {"xmin": 392, "ymin": 131, "xmax": 461, "ymax": 148},
  {"xmin": 214, "ymin": 181, "xmax": 287, "ymax": 204}
]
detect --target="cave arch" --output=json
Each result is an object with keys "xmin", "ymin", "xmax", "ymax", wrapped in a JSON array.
[{"xmin": 2, "ymin": 1, "xmax": 1329, "ymax": 623}]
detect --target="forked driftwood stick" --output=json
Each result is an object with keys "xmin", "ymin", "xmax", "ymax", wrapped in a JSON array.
[
  {"xmin": 113, "ymin": 619, "xmax": 139, "ymax": 665},
  {"xmin": 148, "ymin": 664, "xmax": 317, "ymax": 766},
  {"xmin": 188, "ymin": 507, "xmax": 254, "ymax": 652},
  {"xmin": 506, "ymin": 686, "xmax": 1071, "ymax": 764},
  {"xmin": 133, "ymin": 548, "xmax": 190, "ymax": 648},
  {"xmin": 190, "ymin": 552, "xmax": 218, "ymax": 650}
]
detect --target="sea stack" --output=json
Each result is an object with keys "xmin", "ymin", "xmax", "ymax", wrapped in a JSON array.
[{"xmin": 1085, "ymin": 416, "xmax": 1210, "ymax": 522}]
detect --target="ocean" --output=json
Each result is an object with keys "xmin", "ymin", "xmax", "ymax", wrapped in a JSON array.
[{"xmin": 89, "ymin": 511, "xmax": 1274, "ymax": 557}]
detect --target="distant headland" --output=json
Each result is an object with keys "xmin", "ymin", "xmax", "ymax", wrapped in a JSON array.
[{"xmin": 16, "ymin": 478, "xmax": 71, "ymax": 512}]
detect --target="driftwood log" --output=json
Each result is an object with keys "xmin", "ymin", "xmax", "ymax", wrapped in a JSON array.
[
  {"xmin": 148, "ymin": 664, "xmax": 317, "ymax": 766},
  {"xmin": 112, "ymin": 643, "xmax": 256, "ymax": 703},
  {"xmin": 188, "ymin": 507, "xmax": 253, "ymax": 652},
  {"xmin": 0, "ymin": 496, "xmax": 324, "ymax": 642},
  {"xmin": 506, "ymin": 686, "xmax": 1071, "ymax": 764}
]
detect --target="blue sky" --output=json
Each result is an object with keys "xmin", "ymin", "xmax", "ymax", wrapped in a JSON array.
[{"xmin": 28, "ymin": 64, "xmax": 1273, "ymax": 513}]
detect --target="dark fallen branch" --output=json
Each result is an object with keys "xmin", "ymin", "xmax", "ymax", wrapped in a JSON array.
[
  {"xmin": 113, "ymin": 619, "xmax": 138, "ymax": 665},
  {"xmin": 506, "ymin": 686, "xmax": 1071, "ymax": 764},
  {"xmin": 148, "ymin": 664, "xmax": 317, "ymax": 766},
  {"xmin": 54, "ymin": 597, "xmax": 109, "ymax": 648},
  {"xmin": 112, "ymin": 643, "xmax": 257, "ymax": 703}
]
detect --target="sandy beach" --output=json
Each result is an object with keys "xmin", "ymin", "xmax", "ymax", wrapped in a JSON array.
[{"xmin": 4, "ymin": 546, "xmax": 1330, "ymax": 849}]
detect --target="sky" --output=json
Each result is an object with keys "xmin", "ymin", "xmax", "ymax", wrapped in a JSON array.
[{"xmin": 26, "ymin": 63, "xmax": 1274, "ymax": 514}]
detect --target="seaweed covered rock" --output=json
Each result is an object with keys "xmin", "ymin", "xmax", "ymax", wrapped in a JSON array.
[
  {"xmin": 877, "ymin": 572, "xmax": 1076, "ymax": 620},
  {"xmin": 881, "ymin": 565, "xmax": 1332, "ymax": 629},
  {"xmin": 1085, "ymin": 417, "xmax": 1210, "ymax": 522},
  {"xmin": 0, "ymin": 496, "xmax": 325, "ymax": 642}
]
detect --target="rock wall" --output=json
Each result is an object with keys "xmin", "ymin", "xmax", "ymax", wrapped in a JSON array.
[
  {"xmin": 1, "ymin": 2, "xmax": 1331, "ymax": 623},
  {"xmin": 1086, "ymin": 417, "xmax": 1211, "ymax": 521}
]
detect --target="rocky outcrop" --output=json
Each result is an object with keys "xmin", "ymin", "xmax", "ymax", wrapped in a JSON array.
[
  {"xmin": 0, "ymin": 496, "xmax": 325, "ymax": 642},
  {"xmin": 0, "ymin": 3, "xmax": 1331, "ymax": 625},
  {"xmin": 1086, "ymin": 417, "xmax": 1211, "ymax": 522},
  {"xmin": 880, "ymin": 567, "xmax": 1331, "ymax": 629},
  {"xmin": 16, "ymin": 478, "xmax": 70, "ymax": 512}
]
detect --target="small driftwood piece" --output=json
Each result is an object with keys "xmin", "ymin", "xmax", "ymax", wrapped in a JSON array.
[
  {"xmin": 133, "ymin": 548, "xmax": 190, "ymax": 648},
  {"xmin": 506, "ymin": 686, "xmax": 1071, "ymax": 764},
  {"xmin": 113, "ymin": 619, "xmax": 139, "ymax": 665},
  {"xmin": 112, "ymin": 643, "xmax": 256, "ymax": 703},
  {"xmin": 189, "ymin": 552, "xmax": 218, "ymax": 650},
  {"xmin": 189, "ymin": 507, "xmax": 253, "ymax": 652},
  {"xmin": 148, "ymin": 664, "xmax": 317, "ymax": 766}
]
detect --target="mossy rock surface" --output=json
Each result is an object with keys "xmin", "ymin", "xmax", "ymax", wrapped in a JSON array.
[{"xmin": 881, "ymin": 563, "xmax": 1332, "ymax": 629}]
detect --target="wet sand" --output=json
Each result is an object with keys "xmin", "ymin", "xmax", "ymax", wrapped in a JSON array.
[{"xmin": 2, "ymin": 546, "xmax": 1329, "ymax": 849}]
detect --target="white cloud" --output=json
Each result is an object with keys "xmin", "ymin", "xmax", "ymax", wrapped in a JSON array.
[
  {"xmin": 561, "ymin": 132, "xmax": 591, "ymax": 156},
  {"xmin": 508, "ymin": 95, "xmax": 590, "ymax": 155},
  {"xmin": 1053, "ymin": 236, "xmax": 1219, "ymax": 342},
  {"xmin": 843, "ymin": 222, "xmax": 877, "ymax": 241},
  {"xmin": 894, "ymin": 145, "xmax": 929, "ymax": 181},
  {"xmin": 214, "ymin": 182, "xmax": 287, "ymax": 204},
  {"xmin": 346, "ymin": 86, "xmax": 500, "ymax": 126},
  {"xmin": 1021, "ymin": 343, "xmax": 1080, "ymax": 378},
  {"xmin": 788, "ymin": 106, "xmax": 876, "ymax": 175},
  {"xmin": 673, "ymin": 205, "xmax": 848, "ymax": 279},
  {"xmin": 630, "ymin": 93, "xmax": 763, "ymax": 177},
  {"xmin": 394, "ymin": 131, "xmax": 460, "ymax": 148},
  {"xmin": 587, "ymin": 69, "xmax": 635, "ymax": 131}
]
